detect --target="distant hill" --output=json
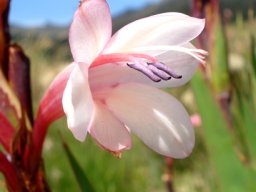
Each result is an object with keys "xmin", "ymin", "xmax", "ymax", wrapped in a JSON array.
[
  {"xmin": 10, "ymin": 0, "xmax": 256, "ymax": 64},
  {"xmin": 112, "ymin": 0, "xmax": 256, "ymax": 32}
]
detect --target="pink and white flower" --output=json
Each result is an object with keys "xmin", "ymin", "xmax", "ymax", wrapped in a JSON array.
[{"xmin": 41, "ymin": 0, "xmax": 207, "ymax": 158}]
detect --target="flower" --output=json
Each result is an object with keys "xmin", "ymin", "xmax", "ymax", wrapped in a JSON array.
[{"xmin": 41, "ymin": 0, "xmax": 207, "ymax": 158}]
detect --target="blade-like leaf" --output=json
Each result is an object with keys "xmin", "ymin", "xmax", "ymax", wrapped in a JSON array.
[
  {"xmin": 62, "ymin": 138, "xmax": 95, "ymax": 192},
  {"xmin": 192, "ymin": 71, "xmax": 248, "ymax": 192},
  {"xmin": 238, "ymin": 94, "xmax": 256, "ymax": 164}
]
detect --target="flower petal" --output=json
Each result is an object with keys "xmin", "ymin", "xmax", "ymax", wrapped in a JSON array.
[
  {"xmin": 105, "ymin": 83, "xmax": 195, "ymax": 158},
  {"xmin": 103, "ymin": 12, "xmax": 204, "ymax": 53},
  {"xmin": 62, "ymin": 65, "xmax": 95, "ymax": 141},
  {"xmin": 153, "ymin": 43, "xmax": 200, "ymax": 87},
  {"xmin": 89, "ymin": 44, "xmax": 200, "ymax": 91},
  {"xmin": 69, "ymin": 0, "xmax": 112, "ymax": 63},
  {"xmin": 88, "ymin": 102, "xmax": 131, "ymax": 152}
]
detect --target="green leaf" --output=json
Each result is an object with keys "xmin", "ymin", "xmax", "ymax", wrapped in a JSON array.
[
  {"xmin": 238, "ymin": 94, "xmax": 256, "ymax": 165},
  {"xmin": 192, "ymin": 71, "xmax": 249, "ymax": 192},
  {"xmin": 61, "ymin": 138, "xmax": 95, "ymax": 192},
  {"xmin": 250, "ymin": 34, "xmax": 256, "ymax": 77}
]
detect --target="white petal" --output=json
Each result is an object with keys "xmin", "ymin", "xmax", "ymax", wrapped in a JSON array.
[
  {"xmin": 89, "ymin": 44, "xmax": 200, "ymax": 91},
  {"xmin": 103, "ymin": 12, "xmax": 204, "ymax": 53},
  {"xmin": 154, "ymin": 43, "xmax": 200, "ymax": 87},
  {"xmin": 88, "ymin": 102, "xmax": 131, "ymax": 152},
  {"xmin": 105, "ymin": 83, "xmax": 195, "ymax": 158},
  {"xmin": 62, "ymin": 65, "xmax": 95, "ymax": 141},
  {"xmin": 69, "ymin": 0, "xmax": 112, "ymax": 63}
]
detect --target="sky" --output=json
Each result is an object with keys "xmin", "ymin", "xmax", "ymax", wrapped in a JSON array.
[{"xmin": 9, "ymin": 0, "xmax": 161, "ymax": 27}]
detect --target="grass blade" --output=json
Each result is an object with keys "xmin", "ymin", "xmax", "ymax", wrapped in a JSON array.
[
  {"xmin": 192, "ymin": 71, "xmax": 247, "ymax": 192},
  {"xmin": 62, "ymin": 139, "xmax": 95, "ymax": 192}
]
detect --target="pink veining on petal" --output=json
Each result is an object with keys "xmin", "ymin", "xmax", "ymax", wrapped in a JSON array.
[{"xmin": 90, "ymin": 53, "xmax": 157, "ymax": 68}]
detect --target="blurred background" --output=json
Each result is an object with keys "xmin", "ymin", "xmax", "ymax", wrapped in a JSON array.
[{"xmin": 1, "ymin": 0, "xmax": 255, "ymax": 191}]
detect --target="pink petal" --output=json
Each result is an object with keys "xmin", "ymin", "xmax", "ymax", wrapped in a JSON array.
[
  {"xmin": 88, "ymin": 102, "xmax": 131, "ymax": 152},
  {"xmin": 105, "ymin": 83, "xmax": 195, "ymax": 158},
  {"xmin": 62, "ymin": 65, "xmax": 95, "ymax": 141},
  {"xmin": 69, "ymin": 0, "xmax": 112, "ymax": 64},
  {"xmin": 89, "ymin": 44, "xmax": 200, "ymax": 91},
  {"xmin": 103, "ymin": 12, "xmax": 204, "ymax": 53}
]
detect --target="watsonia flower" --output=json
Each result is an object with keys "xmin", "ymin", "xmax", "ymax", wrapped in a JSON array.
[{"xmin": 39, "ymin": 0, "xmax": 207, "ymax": 158}]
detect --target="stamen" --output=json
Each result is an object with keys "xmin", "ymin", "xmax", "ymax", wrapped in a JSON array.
[
  {"xmin": 127, "ymin": 62, "xmax": 182, "ymax": 82},
  {"xmin": 148, "ymin": 62, "xmax": 182, "ymax": 79},
  {"xmin": 127, "ymin": 63, "xmax": 161, "ymax": 82},
  {"xmin": 147, "ymin": 65, "xmax": 171, "ymax": 80}
]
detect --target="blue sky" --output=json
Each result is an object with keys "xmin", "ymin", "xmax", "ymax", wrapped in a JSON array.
[{"xmin": 9, "ymin": 0, "xmax": 160, "ymax": 27}]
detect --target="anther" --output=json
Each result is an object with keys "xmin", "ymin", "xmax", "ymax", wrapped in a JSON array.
[
  {"xmin": 127, "ymin": 63, "xmax": 161, "ymax": 82},
  {"xmin": 148, "ymin": 62, "xmax": 182, "ymax": 79},
  {"xmin": 147, "ymin": 65, "xmax": 172, "ymax": 80},
  {"xmin": 127, "ymin": 62, "xmax": 182, "ymax": 82}
]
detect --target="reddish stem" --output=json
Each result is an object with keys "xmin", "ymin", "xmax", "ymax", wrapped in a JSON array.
[
  {"xmin": 0, "ymin": 151, "xmax": 23, "ymax": 192},
  {"xmin": 0, "ymin": 111, "xmax": 15, "ymax": 152},
  {"xmin": 164, "ymin": 157, "xmax": 174, "ymax": 192}
]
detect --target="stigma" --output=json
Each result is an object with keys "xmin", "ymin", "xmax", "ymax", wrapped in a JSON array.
[{"xmin": 127, "ymin": 62, "xmax": 182, "ymax": 82}]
